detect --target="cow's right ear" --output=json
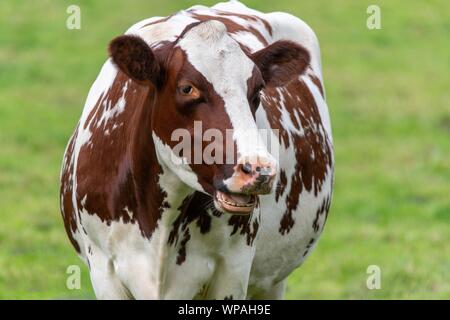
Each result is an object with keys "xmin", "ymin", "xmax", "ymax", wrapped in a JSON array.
[{"xmin": 109, "ymin": 35, "xmax": 161, "ymax": 87}]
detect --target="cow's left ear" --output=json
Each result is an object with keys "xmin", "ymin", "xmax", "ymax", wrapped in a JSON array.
[
  {"xmin": 109, "ymin": 35, "xmax": 163, "ymax": 88},
  {"xmin": 251, "ymin": 40, "xmax": 310, "ymax": 87}
]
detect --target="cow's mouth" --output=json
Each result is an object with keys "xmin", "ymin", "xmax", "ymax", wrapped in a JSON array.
[{"xmin": 214, "ymin": 191, "xmax": 256, "ymax": 215}]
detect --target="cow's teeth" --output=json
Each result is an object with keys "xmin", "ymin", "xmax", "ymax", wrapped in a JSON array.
[{"xmin": 216, "ymin": 192, "xmax": 255, "ymax": 207}]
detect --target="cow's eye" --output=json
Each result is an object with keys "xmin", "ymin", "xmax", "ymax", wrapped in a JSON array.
[
  {"xmin": 177, "ymin": 84, "xmax": 200, "ymax": 99},
  {"xmin": 180, "ymin": 85, "xmax": 193, "ymax": 95}
]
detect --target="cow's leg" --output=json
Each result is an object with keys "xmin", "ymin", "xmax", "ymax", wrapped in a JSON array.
[
  {"xmin": 201, "ymin": 253, "xmax": 255, "ymax": 300},
  {"xmin": 87, "ymin": 244, "xmax": 131, "ymax": 299},
  {"xmin": 203, "ymin": 266, "xmax": 249, "ymax": 299},
  {"xmin": 250, "ymin": 280, "xmax": 286, "ymax": 300}
]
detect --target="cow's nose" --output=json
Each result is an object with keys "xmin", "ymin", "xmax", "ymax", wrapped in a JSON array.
[
  {"xmin": 235, "ymin": 156, "xmax": 277, "ymax": 194},
  {"xmin": 239, "ymin": 161, "xmax": 276, "ymax": 178}
]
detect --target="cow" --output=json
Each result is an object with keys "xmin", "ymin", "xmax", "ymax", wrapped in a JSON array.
[{"xmin": 60, "ymin": 0, "xmax": 333, "ymax": 299}]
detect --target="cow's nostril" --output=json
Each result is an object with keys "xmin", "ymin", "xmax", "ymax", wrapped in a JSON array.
[
  {"xmin": 255, "ymin": 166, "xmax": 261, "ymax": 172},
  {"xmin": 242, "ymin": 162, "xmax": 253, "ymax": 175}
]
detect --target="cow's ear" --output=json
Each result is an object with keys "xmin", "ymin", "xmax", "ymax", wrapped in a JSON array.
[
  {"xmin": 109, "ymin": 35, "xmax": 162, "ymax": 87},
  {"xmin": 251, "ymin": 40, "xmax": 310, "ymax": 87}
]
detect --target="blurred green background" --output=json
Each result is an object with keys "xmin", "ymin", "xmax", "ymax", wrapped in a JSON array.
[{"xmin": 0, "ymin": 0, "xmax": 449, "ymax": 299}]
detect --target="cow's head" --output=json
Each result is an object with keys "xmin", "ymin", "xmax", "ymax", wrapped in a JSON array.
[{"xmin": 109, "ymin": 20, "xmax": 310, "ymax": 214}]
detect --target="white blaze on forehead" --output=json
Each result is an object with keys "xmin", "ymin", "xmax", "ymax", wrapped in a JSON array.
[{"xmin": 177, "ymin": 20, "xmax": 272, "ymax": 160}]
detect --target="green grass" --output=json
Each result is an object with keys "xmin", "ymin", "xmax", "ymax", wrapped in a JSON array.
[{"xmin": 0, "ymin": 0, "xmax": 449, "ymax": 299}]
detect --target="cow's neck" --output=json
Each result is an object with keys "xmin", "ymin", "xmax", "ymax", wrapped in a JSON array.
[
  {"xmin": 127, "ymin": 86, "xmax": 194, "ymax": 239},
  {"xmin": 127, "ymin": 92, "xmax": 199, "ymax": 296}
]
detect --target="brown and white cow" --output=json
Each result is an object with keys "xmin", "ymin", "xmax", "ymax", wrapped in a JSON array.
[{"xmin": 60, "ymin": 1, "xmax": 333, "ymax": 299}]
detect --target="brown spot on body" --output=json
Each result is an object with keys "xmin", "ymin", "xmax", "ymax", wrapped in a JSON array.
[
  {"xmin": 228, "ymin": 214, "xmax": 259, "ymax": 246},
  {"xmin": 140, "ymin": 15, "xmax": 174, "ymax": 29},
  {"xmin": 69, "ymin": 70, "xmax": 171, "ymax": 240},
  {"xmin": 312, "ymin": 196, "xmax": 332, "ymax": 233},
  {"xmin": 275, "ymin": 169, "xmax": 287, "ymax": 202},
  {"xmin": 279, "ymin": 209, "xmax": 295, "ymax": 235},
  {"xmin": 262, "ymin": 78, "xmax": 333, "ymax": 235},
  {"xmin": 176, "ymin": 228, "xmax": 191, "ymax": 265},
  {"xmin": 190, "ymin": 13, "xmax": 269, "ymax": 47},
  {"xmin": 216, "ymin": 11, "xmax": 273, "ymax": 36},
  {"xmin": 309, "ymin": 73, "xmax": 324, "ymax": 97},
  {"xmin": 168, "ymin": 192, "xmax": 213, "ymax": 265},
  {"xmin": 302, "ymin": 238, "xmax": 316, "ymax": 257},
  {"xmin": 60, "ymin": 125, "xmax": 81, "ymax": 253}
]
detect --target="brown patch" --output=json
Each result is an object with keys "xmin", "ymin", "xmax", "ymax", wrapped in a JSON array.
[
  {"xmin": 176, "ymin": 228, "xmax": 191, "ymax": 265},
  {"xmin": 215, "ymin": 11, "xmax": 273, "ymax": 36},
  {"xmin": 275, "ymin": 169, "xmax": 287, "ymax": 202},
  {"xmin": 302, "ymin": 238, "xmax": 316, "ymax": 257},
  {"xmin": 60, "ymin": 125, "xmax": 81, "ymax": 253},
  {"xmin": 190, "ymin": 13, "xmax": 269, "ymax": 47},
  {"xmin": 309, "ymin": 74, "xmax": 324, "ymax": 97},
  {"xmin": 246, "ymin": 67, "xmax": 265, "ymax": 116},
  {"xmin": 262, "ymin": 78, "xmax": 333, "ymax": 235},
  {"xmin": 228, "ymin": 214, "xmax": 259, "ymax": 246},
  {"xmin": 69, "ymin": 70, "xmax": 171, "ymax": 240},
  {"xmin": 312, "ymin": 196, "xmax": 332, "ymax": 233},
  {"xmin": 279, "ymin": 210, "xmax": 295, "ymax": 235},
  {"xmin": 168, "ymin": 192, "xmax": 213, "ymax": 265},
  {"xmin": 140, "ymin": 15, "xmax": 173, "ymax": 29}
]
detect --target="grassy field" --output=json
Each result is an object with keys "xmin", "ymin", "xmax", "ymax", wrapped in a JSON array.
[{"xmin": 0, "ymin": 0, "xmax": 449, "ymax": 299}]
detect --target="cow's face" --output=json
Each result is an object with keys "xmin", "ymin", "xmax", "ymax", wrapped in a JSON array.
[{"xmin": 109, "ymin": 21, "xmax": 310, "ymax": 214}]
